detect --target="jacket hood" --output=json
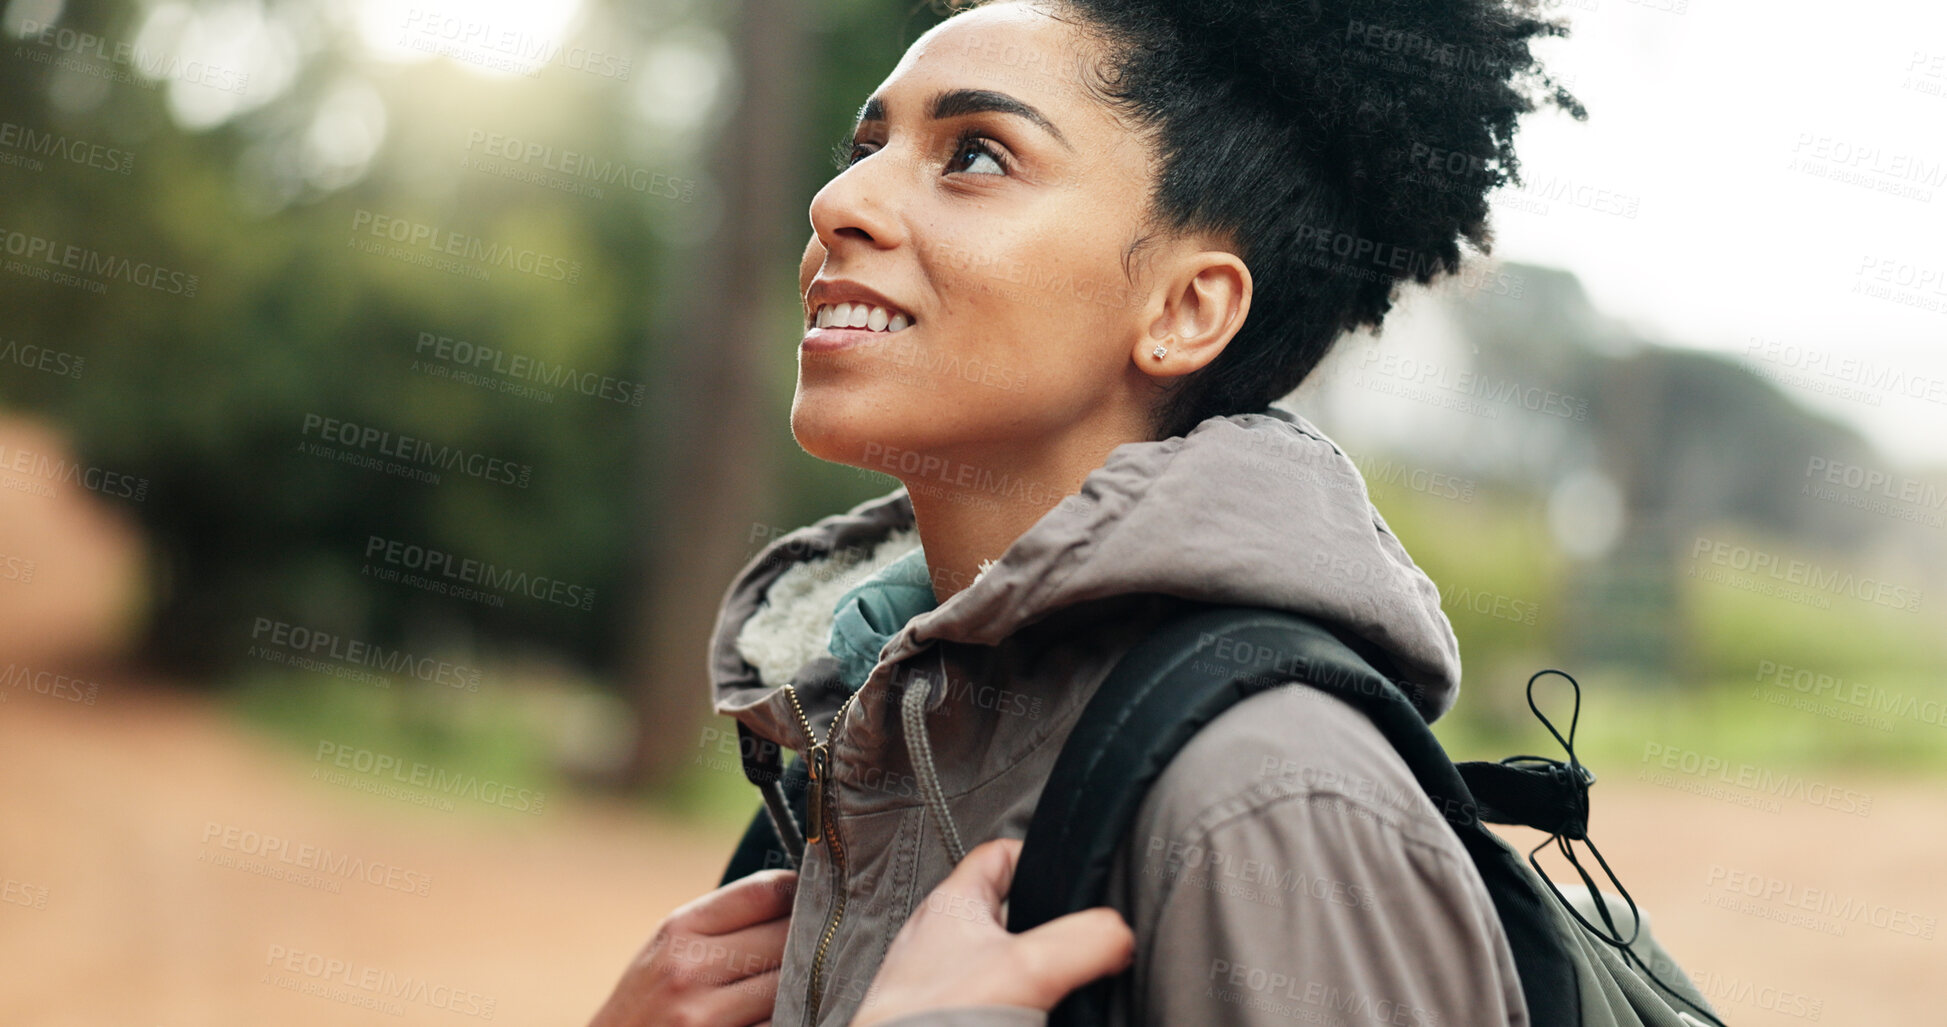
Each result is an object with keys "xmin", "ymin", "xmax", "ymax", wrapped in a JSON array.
[{"xmin": 708, "ymin": 403, "xmax": 1462, "ymax": 758}]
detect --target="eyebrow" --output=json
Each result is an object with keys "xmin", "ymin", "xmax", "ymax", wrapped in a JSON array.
[{"xmin": 855, "ymin": 88, "xmax": 1072, "ymax": 150}]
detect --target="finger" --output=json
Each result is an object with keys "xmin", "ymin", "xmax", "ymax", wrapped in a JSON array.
[
  {"xmin": 663, "ymin": 915, "xmax": 791, "ymax": 988},
  {"xmin": 1014, "ymin": 907, "xmax": 1136, "ymax": 997},
  {"xmin": 927, "ymin": 837, "xmax": 1023, "ymax": 916},
  {"xmin": 675, "ymin": 869, "xmax": 798, "ymax": 935},
  {"xmin": 695, "ymin": 966, "xmax": 781, "ymax": 1027}
]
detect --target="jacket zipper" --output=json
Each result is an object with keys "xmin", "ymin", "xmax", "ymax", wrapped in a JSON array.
[{"xmin": 783, "ymin": 680, "xmax": 862, "ymax": 1025}]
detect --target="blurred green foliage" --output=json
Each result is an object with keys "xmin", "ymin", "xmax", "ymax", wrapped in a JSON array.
[
  {"xmin": 0, "ymin": 0, "xmax": 947, "ymax": 684},
  {"xmin": 3, "ymin": 0, "xmax": 1938, "ymax": 800},
  {"xmin": 1373, "ymin": 483, "xmax": 1947, "ymax": 775},
  {"xmin": 228, "ymin": 670, "xmax": 562, "ymax": 823}
]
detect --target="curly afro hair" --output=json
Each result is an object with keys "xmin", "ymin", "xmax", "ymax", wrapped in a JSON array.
[{"xmin": 947, "ymin": 0, "xmax": 1585, "ymax": 439}]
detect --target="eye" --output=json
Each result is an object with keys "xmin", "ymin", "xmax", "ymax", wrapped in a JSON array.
[
  {"xmin": 946, "ymin": 132, "xmax": 1010, "ymax": 176},
  {"xmin": 830, "ymin": 137, "xmax": 874, "ymax": 172}
]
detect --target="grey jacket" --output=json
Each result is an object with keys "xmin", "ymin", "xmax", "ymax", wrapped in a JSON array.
[{"xmin": 710, "ymin": 405, "xmax": 1532, "ymax": 1027}]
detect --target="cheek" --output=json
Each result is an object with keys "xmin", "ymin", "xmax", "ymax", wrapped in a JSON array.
[
  {"xmin": 922, "ymin": 293, "xmax": 1124, "ymax": 418},
  {"xmin": 798, "ymin": 235, "xmax": 823, "ymax": 293},
  {"xmin": 931, "ymin": 246, "xmax": 1130, "ymax": 354},
  {"xmin": 923, "ymin": 232, "xmax": 1091, "ymax": 332}
]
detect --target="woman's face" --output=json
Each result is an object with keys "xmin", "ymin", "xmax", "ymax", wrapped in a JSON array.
[{"xmin": 792, "ymin": 2, "xmax": 1186, "ymax": 478}]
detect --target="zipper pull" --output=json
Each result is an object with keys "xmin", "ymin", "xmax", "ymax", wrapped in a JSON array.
[
  {"xmin": 805, "ymin": 743, "xmax": 828, "ymax": 844},
  {"xmin": 781, "ymin": 683, "xmax": 826, "ymax": 845}
]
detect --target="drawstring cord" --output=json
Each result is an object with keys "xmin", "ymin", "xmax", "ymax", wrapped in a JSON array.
[
  {"xmin": 903, "ymin": 647, "xmax": 968, "ymax": 865},
  {"xmin": 1515, "ymin": 669, "xmax": 1727, "ymax": 1027}
]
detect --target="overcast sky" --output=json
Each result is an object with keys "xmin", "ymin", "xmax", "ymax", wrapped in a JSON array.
[{"xmin": 1490, "ymin": 0, "xmax": 1947, "ymax": 469}]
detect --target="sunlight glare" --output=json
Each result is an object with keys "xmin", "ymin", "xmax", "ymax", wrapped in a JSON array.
[{"xmin": 351, "ymin": 0, "xmax": 586, "ymax": 79}]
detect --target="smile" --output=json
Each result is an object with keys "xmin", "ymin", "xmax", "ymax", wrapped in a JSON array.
[{"xmin": 811, "ymin": 302, "xmax": 914, "ymax": 333}]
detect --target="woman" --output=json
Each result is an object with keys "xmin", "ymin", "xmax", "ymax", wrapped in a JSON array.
[{"xmin": 597, "ymin": 0, "xmax": 1581, "ymax": 1022}]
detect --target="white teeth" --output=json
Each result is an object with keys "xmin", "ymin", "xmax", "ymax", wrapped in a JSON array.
[{"xmin": 812, "ymin": 302, "xmax": 915, "ymax": 332}]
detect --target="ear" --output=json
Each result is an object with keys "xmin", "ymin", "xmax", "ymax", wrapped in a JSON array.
[{"xmin": 1134, "ymin": 251, "xmax": 1251, "ymax": 376}]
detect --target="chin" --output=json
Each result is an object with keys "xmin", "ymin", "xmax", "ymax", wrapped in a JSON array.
[{"xmin": 788, "ymin": 385, "xmax": 897, "ymax": 469}]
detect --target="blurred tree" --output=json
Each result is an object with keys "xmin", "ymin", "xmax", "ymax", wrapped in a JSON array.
[
  {"xmin": 619, "ymin": 0, "xmax": 807, "ymax": 787},
  {"xmin": 0, "ymin": 0, "xmax": 950, "ymax": 791},
  {"xmin": 0, "ymin": 2, "xmax": 673, "ymax": 680}
]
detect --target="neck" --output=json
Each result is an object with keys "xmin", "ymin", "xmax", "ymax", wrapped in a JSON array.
[{"xmin": 896, "ymin": 414, "xmax": 1147, "ymax": 605}]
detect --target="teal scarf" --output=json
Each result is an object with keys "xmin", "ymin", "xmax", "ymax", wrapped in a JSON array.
[{"xmin": 827, "ymin": 546, "xmax": 938, "ymax": 692}]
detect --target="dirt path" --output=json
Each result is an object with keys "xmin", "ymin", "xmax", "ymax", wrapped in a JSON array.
[
  {"xmin": 0, "ymin": 677, "xmax": 741, "ymax": 1026},
  {"xmin": 1500, "ymin": 776, "xmax": 1944, "ymax": 1025},
  {"xmin": 0, "ymin": 677, "xmax": 1938, "ymax": 1025}
]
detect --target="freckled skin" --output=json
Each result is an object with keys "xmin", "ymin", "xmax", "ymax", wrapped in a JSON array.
[{"xmin": 792, "ymin": 1, "xmax": 1252, "ymax": 602}]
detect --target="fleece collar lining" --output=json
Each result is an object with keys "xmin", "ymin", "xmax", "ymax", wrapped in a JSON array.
[{"xmin": 734, "ymin": 525, "xmax": 923, "ymax": 692}]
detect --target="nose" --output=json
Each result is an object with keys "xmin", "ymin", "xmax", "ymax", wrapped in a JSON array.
[{"xmin": 808, "ymin": 151, "xmax": 907, "ymax": 254}]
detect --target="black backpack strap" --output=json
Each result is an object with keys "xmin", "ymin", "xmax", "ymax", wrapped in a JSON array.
[
  {"xmin": 719, "ymin": 723, "xmax": 811, "ymax": 886},
  {"xmin": 1007, "ymin": 603, "xmax": 1579, "ymax": 1027},
  {"xmin": 1456, "ymin": 757, "xmax": 1593, "ymax": 840}
]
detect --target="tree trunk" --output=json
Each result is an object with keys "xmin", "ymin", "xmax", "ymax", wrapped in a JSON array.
[{"xmin": 623, "ymin": 0, "xmax": 808, "ymax": 789}]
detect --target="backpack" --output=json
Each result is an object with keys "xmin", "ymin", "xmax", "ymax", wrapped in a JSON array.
[{"xmin": 721, "ymin": 603, "xmax": 1725, "ymax": 1027}]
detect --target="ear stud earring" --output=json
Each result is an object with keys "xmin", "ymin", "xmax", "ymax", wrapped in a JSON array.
[{"xmin": 1151, "ymin": 346, "xmax": 1168, "ymax": 359}]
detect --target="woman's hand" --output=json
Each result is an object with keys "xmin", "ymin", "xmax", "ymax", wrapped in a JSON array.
[
  {"xmin": 587, "ymin": 868, "xmax": 797, "ymax": 1027},
  {"xmin": 852, "ymin": 838, "xmax": 1135, "ymax": 1026}
]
